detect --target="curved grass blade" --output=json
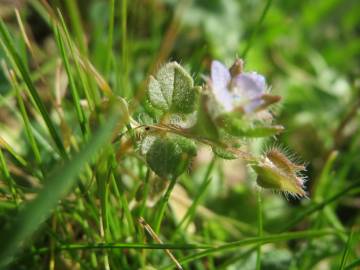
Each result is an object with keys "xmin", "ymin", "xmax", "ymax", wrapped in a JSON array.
[
  {"xmin": 160, "ymin": 230, "xmax": 339, "ymax": 269},
  {"xmin": 345, "ymin": 258, "xmax": 360, "ymax": 270},
  {"xmin": 0, "ymin": 20, "xmax": 67, "ymax": 158},
  {"xmin": 339, "ymin": 229, "xmax": 355, "ymax": 270},
  {"xmin": 0, "ymin": 105, "xmax": 123, "ymax": 268},
  {"xmin": 279, "ymin": 181, "xmax": 360, "ymax": 232},
  {"xmin": 32, "ymin": 242, "xmax": 211, "ymax": 255},
  {"xmin": 54, "ymin": 23, "xmax": 87, "ymax": 136}
]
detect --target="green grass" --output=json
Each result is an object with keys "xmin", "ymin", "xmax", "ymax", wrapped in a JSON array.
[{"xmin": 0, "ymin": 0, "xmax": 359, "ymax": 269}]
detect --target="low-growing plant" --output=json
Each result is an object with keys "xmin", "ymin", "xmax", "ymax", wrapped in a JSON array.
[{"xmin": 0, "ymin": 1, "xmax": 359, "ymax": 270}]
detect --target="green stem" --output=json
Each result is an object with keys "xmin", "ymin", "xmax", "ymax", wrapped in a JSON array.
[
  {"xmin": 32, "ymin": 242, "xmax": 211, "ymax": 255},
  {"xmin": 161, "ymin": 230, "xmax": 341, "ymax": 269},
  {"xmin": 0, "ymin": 148, "xmax": 19, "ymax": 205},
  {"xmin": 154, "ymin": 177, "xmax": 178, "ymax": 234},
  {"xmin": 256, "ymin": 189, "xmax": 263, "ymax": 270},
  {"xmin": 30, "ymin": 230, "xmax": 339, "ymax": 258},
  {"xmin": 0, "ymin": 21, "xmax": 67, "ymax": 159},
  {"xmin": 139, "ymin": 169, "xmax": 151, "ymax": 218},
  {"xmin": 172, "ymin": 157, "xmax": 215, "ymax": 239},
  {"xmin": 64, "ymin": 0, "xmax": 87, "ymax": 54},
  {"xmin": 112, "ymin": 173, "xmax": 135, "ymax": 235},
  {"xmin": 120, "ymin": 0, "xmax": 129, "ymax": 96},
  {"xmin": 105, "ymin": 0, "xmax": 115, "ymax": 77},
  {"xmin": 339, "ymin": 228, "xmax": 355, "ymax": 270}
]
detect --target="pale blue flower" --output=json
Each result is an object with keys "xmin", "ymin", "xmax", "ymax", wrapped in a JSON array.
[{"xmin": 210, "ymin": 60, "xmax": 268, "ymax": 114}]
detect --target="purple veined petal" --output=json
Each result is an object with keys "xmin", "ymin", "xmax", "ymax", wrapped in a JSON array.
[
  {"xmin": 216, "ymin": 88, "xmax": 234, "ymax": 111},
  {"xmin": 243, "ymin": 96, "xmax": 264, "ymax": 113},
  {"xmin": 211, "ymin": 60, "xmax": 231, "ymax": 94},
  {"xmin": 231, "ymin": 94, "xmax": 264, "ymax": 114},
  {"xmin": 233, "ymin": 72, "xmax": 266, "ymax": 99},
  {"xmin": 210, "ymin": 60, "xmax": 234, "ymax": 111}
]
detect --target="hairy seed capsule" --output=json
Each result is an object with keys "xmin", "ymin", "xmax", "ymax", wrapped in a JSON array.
[{"xmin": 252, "ymin": 148, "xmax": 307, "ymax": 198}]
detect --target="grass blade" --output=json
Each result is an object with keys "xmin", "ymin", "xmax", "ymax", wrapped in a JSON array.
[
  {"xmin": 105, "ymin": 0, "xmax": 115, "ymax": 76},
  {"xmin": 64, "ymin": 0, "xmax": 87, "ymax": 54},
  {"xmin": 54, "ymin": 23, "xmax": 88, "ymax": 137},
  {"xmin": 0, "ymin": 148, "xmax": 19, "ymax": 205},
  {"xmin": 0, "ymin": 105, "xmax": 123, "ymax": 267},
  {"xmin": 279, "ymin": 181, "xmax": 360, "ymax": 232},
  {"xmin": 172, "ymin": 158, "xmax": 215, "ymax": 239},
  {"xmin": 154, "ymin": 176, "xmax": 178, "ymax": 234},
  {"xmin": 8, "ymin": 69, "xmax": 42, "ymax": 166},
  {"xmin": 161, "ymin": 230, "xmax": 340, "ymax": 269},
  {"xmin": 255, "ymin": 190, "xmax": 263, "ymax": 270},
  {"xmin": 339, "ymin": 229, "xmax": 355, "ymax": 270},
  {"xmin": 56, "ymin": 10, "xmax": 97, "ymax": 111},
  {"xmin": 0, "ymin": 20, "xmax": 67, "ymax": 158}
]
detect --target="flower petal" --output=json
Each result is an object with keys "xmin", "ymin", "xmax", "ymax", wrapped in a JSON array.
[
  {"xmin": 233, "ymin": 72, "xmax": 266, "ymax": 98},
  {"xmin": 210, "ymin": 61, "xmax": 233, "ymax": 111},
  {"xmin": 211, "ymin": 60, "xmax": 231, "ymax": 93},
  {"xmin": 243, "ymin": 96, "xmax": 264, "ymax": 113}
]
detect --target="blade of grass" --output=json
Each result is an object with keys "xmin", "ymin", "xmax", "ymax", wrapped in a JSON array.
[
  {"xmin": 54, "ymin": 23, "xmax": 88, "ymax": 137},
  {"xmin": 120, "ymin": 0, "xmax": 129, "ymax": 97},
  {"xmin": 29, "ymin": 230, "xmax": 339, "ymax": 257},
  {"xmin": 345, "ymin": 258, "xmax": 360, "ymax": 270},
  {"xmin": 0, "ymin": 103, "xmax": 123, "ymax": 268},
  {"xmin": 339, "ymin": 229, "xmax": 355, "ymax": 270},
  {"xmin": 139, "ymin": 217, "xmax": 183, "ymax": 270},
  {"xmin": 314, "ymin": 151, "xmax": 338, "ymax": 201},
  {"xmin": 218, "ymin": 247, "xmax": 256, "ymax": 270},
  {"xmin": 0, "ymin": 20, "xmax": 67, "ymax": 158},
  {"xmin": 33, "ymin": 242, "xmax": 211, "ymax": 255},
  {"xmin": 161, "ymin": 230, "xmax": 341, "ymax": 269},
  {"xmin": 105, "ymin": 0, "xmax": 115, "ymax": 77},
  {"xmin": 57, "ymin": 10, "xmax": 97, "ymax": 111},
  {"xmin": 0, "ymin": 148, "xmax": 19, "ymax": 205},
  {"xmin": 203, "ymin": 224, "xmax": 215, "ymax": 270},
  {"xmin": 314, "ymin": 151, "xmax": 345, "ymax": 239},
  {"xmin": 31, "ymin": 0, "xmax": 100, "ymax": 106},
  {"xmin": 64, "ymin": 0, "xmax": 87, "ymax": 54},
  {"xmin": 31, "ymin": 1, "xmax": 111, "ymax": 101},
  {"xmin": 112, "ymin": 172, "xmax": 136, "ymax": 236},
  {"xmin": 172, "ymin": 158, "xmax": 216, "ymax": 239},
  {"xmin": 8, "ymin": 69, "xmax": 42, "ymax": 167},
  {"xmin": 96, "ymin": 150, "xmax": 113, "ymax": 270},
  {"xmin": 279, "ymin": 180, "xmax": 360, "ymax": 232},
  {"xmin": 154, "ymin": 176, "xmax": 178, "ymax": 234},
  {"xmin": 14, "ymin": 9, "xmax": 34, "ymax": 56},
  {"xmin": 255, "ymin": 190, "xmax": 263, "ymax": 270},
  {"xmin": 0, "ymin": 93, "xmax": 58, "ymax": 158},
  {"xmin": 138, "ymin": 169, "xmax": 151, "ymax": 218},
  {"xmin": 0, "ymin": 58, "xmax": 58, "ymax": 106},
  {"xmin": 0, "ymin": 136, "xmax": 28, "ymax": 168}
]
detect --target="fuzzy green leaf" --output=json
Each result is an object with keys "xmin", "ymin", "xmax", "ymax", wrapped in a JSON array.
[
  {"xmin": 145, "ymin": 134, "xmax": 197, "ymax": 179},
  {"xmin": 148, "ymin": 62, "xmax": 198, "ymax": 114},
  {"xmin": 148, "ymin": 75, "xmax": 169, "ymax": 111}
]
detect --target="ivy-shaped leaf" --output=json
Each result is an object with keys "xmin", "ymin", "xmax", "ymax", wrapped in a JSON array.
[
  {"xmin": 148, "ymin": 62, "xmax": 199, "ymax": 114},
  {"xmin": 144, "ymin": 134, "xmax": 197, "ymax": 179}
]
